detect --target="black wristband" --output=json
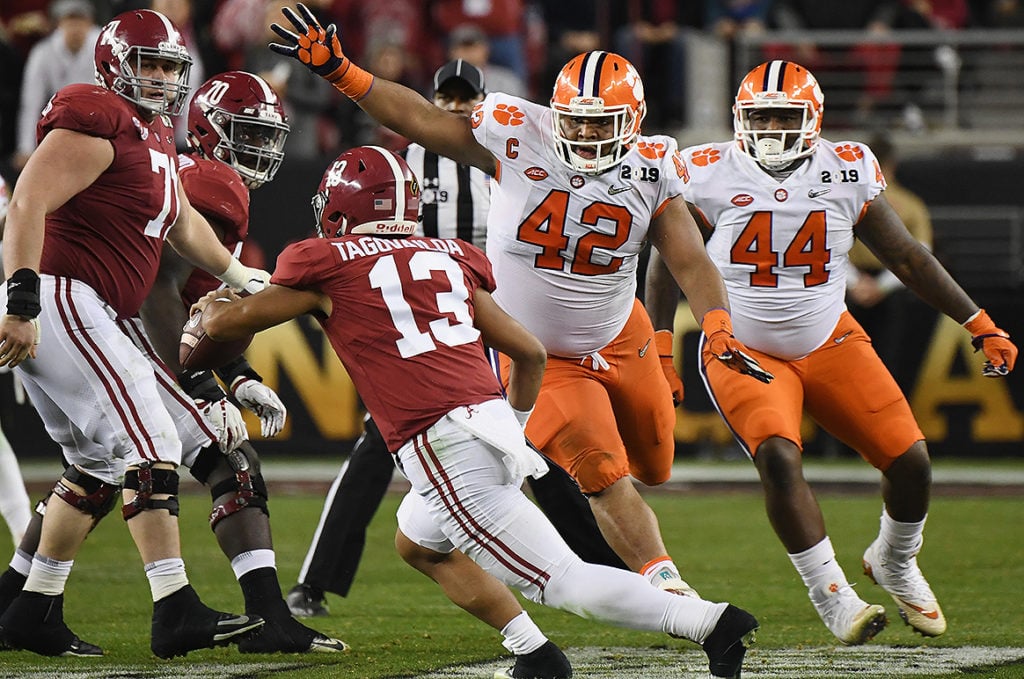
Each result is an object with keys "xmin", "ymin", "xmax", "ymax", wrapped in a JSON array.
[
  {"xmin": 6, "ymin": 268, "xmax": 41, "ymax": 319},
  {"xmin": 177, "ymin": 369, "xmax": 226, "ymax": 402},
  {"xmin": 214, "ymin": 355, "xmax": 262, "ymax": 386}
]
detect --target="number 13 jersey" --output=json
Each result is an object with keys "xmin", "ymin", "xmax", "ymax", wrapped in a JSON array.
[
  {"xmin": 470, "ymin": 93, "xmax": 687, "ymax": 358},
  {"xmin": 680, "ymin": 139, "xmax": 886, "ymax": 360}
]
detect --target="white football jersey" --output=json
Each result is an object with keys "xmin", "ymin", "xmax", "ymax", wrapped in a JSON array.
[
  {"xmin": 680, "ymin": 139, "xmax": 886, "ymax": 360},
  {"xmin": 471, "ymin": 92, "xmax": 686, "ymax": 357}
]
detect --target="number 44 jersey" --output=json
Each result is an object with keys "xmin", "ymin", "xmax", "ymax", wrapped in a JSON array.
[
  {"xmin": 679, "ymin": 139, "xmax": 886, "ymax": 361},
  {"xmin": 470, "ymin": 93, "xmax": 687, "ymax": 358}
]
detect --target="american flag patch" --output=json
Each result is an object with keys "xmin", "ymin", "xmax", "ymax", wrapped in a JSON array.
[{"xmin": 374, "ymin": 198, "xmax": 393, "ymax": 210}]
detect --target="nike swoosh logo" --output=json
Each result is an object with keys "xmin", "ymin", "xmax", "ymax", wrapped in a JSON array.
[
  {"xmin": 834, "ymin": 330, "xmax": 853, "ymax": 344},
  {"xmin": 638, "ymin": 338, "xmax": 652, "ymax": 358},
  {"xmin": 609, "ymin": 185, "xmax": 633, "ymax": 195},
  {"xmin": 903, "ymin": 601, "xmax": 941, "ymax": 619},
  {"xmin": 808, "ymin": 188, "xmax": 832, "ymax": 198}
]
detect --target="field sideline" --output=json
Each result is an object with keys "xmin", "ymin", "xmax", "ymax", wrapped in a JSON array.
[{"xmin": 2, "ymin": 458, "xmax": 1022, "ymax": 678}]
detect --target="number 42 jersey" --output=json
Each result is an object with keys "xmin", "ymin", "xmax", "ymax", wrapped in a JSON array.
[
  {"xmin": 679, "ymin": 139, "xmax": 886, "ymax": 360},
  {"xmin": 471, "ymin": 92, "xmax": 687, "ymax": 358}
]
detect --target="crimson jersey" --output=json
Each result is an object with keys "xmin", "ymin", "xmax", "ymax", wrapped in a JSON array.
[
  {"xmin": 37, "ymin": 84, "xmax": 182, "ymax": 319},
  {"xmin": 272, "ymin": 235, "xmax": 504, "ymax": 450},
  {"xmin": 177, "ymin": 153, "xmax": 250, "ymax": 305}
]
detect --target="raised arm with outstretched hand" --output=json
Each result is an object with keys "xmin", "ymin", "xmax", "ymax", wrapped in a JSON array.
[{"xmin": 268, "ymin": 3, "xmax": 494, "ymax": 172}]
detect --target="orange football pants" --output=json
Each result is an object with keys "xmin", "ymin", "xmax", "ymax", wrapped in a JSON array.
[
  {"xmin": 701, "ymin": 311, "xmax": 923, "ymax": 471},
  {"xmin": 499, "ymin": 299, "xmax": 677, "ymax": 494}
]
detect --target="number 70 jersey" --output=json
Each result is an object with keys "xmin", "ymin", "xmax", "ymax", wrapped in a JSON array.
[
  {"xmin": 679, "ymin": 139, "xmax": 886, "ymax": 360},
  {"xmin": 471, "ymin": 93, "xmax": 687, "ymax": 358}
]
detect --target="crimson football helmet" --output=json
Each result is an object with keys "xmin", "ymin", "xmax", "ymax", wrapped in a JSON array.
[
  {"xmin": 94, "ymin": 9, "xmax": 193, "ymax": 116},
  {"xmin": 187, "ymin": 71, "xmax": 290, "ymax": 189},
  {"xmin": 734, "ymin": 60, "xmax": 824, "ymax": 170},
  {"xmin": 312, "ymin": 146, "xmax": 420, "ymax": 238},
  {"xmin": 550, "ymin": 51, "xmax": 646, "ymax": 174}
]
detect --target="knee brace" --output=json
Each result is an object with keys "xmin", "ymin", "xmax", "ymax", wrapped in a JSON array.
[
  {"xmin": 51, "ymin": 466, "xmax": 121, "ymax": 525},
  {"xmin": 206, "ymin": 444, "xmax": 269, "ymax": 529},
  {"xmin": 122, "ymin": 462, "xmax": 180, "ymax": 521}
]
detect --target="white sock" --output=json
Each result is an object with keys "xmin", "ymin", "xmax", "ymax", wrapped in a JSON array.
[
  {"xmin": 145, "ymin": 558, "xmax": 189, "ymax": 601},
  {"xmin": 788, "ymin": 536, "xmax": 849, "ymax": 597},
  {"xmin": 11, "ymin": 548, "xmax": 33, "ymax": 576},
  {"xmin": 879, "ymin": 508, "xmax": 925, "ymax": 561},
  {"xmin": 543, "ymin": 558, "xmax": 726, "ymax": 642},
  {"xmin": 500, "ymin": 611, "xmax": 548, "ymax": 655},
  {"xmin": 23, "ymin": 554, "xmax": 73, "ymax": 596},
  {"xmin": 230, "ymin": 548, "xmax": 276, "ymax": 580}
]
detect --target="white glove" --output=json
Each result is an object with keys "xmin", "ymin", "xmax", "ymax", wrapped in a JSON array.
[
  {"xmin": 196, "ymin": 397, "xmax": 249, "ymax": 453},
  {"xmin": 217, "ymin": 257, "xmax": 271, "ymax": 295},
  {"xmin": 231, "ymin": 376, "xmax": 287, "ymax": 437}
]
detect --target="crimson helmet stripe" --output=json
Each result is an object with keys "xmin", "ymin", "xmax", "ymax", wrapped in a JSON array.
[
  {"xmin": 762, "ymin": 60, "xmax": 789, "ymax": 92},
  {"xmin": 365, "ymin": 145, "xmax": 407, "ymax": 218},
  {"xmin": 576, "ymin": 51, "xmax": 609, "ymax": 97}
]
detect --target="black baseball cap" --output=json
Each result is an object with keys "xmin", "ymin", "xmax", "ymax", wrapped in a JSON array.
[{"xmin": 432, "ymin": 59, "xmax": 486, "ymax": 97}]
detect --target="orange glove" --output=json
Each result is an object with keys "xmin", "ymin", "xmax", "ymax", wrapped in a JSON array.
[
  {"xmin": 964, "ymin": 308, "xmax": 1017, "ymax": 377},
  {"xmin": 269, "ymin": 3, "xmax": 373, "ymax": 99},
  {"xmin": 654, "ymin": 330, "xmax": 684, "ymax": 405},
  {"xmin": 701, "ymin": 308, "xmax": 774, "ymax": 384}
]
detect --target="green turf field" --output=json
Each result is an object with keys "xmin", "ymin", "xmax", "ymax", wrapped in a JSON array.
[{"xmin": 1, "ymin": 481, "xmax": 1021, "ymax": 678}]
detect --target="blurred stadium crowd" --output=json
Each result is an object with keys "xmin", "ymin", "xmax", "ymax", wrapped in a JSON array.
[{"xmin": 4, "ymin": 0, "xmax": 1024, "ymax": 180}]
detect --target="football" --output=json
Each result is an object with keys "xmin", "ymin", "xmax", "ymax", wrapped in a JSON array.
[{"xmin": 179, "ymin": 304, "xmax": 253, "ymax": 371}]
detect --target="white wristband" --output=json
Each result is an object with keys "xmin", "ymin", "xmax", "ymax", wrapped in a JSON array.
[
  {"xmin": 217, "ymin": 257, "xmax": 247, "ymax": 290},
  {"xmin": 511, "ymin": 407, "xmax": 533, "ymax": 428}
]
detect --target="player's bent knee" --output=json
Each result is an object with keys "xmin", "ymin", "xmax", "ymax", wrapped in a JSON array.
[
  {"xmin": 574, "ymin": 451, "xmax": 629, "ymax": 495},
  {"xmin": 52, "ymin": 467, "xmax": 121, "ymax": 523},
  {"xmin": 122, "ymin": 462, "xmax": 180, "ymax": 520},
  {"xmin": 395, "ymin": 529, "xmax": 449, "ymax": 573}
]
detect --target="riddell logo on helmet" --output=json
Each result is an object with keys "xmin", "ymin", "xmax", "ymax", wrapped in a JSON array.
[{"xmin": 374, "ymin": 223, "xmax": 408, "ymax": 232}]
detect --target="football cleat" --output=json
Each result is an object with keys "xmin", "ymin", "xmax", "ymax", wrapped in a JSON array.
[
  {"xmin": 810, "ymin": 581, "xmax": 887, "ymax": 645},
  {"xmin": 657, "ymin": 576, "xmax": 701, "ymax": 599},
  {"xmin": 494, "ymin": 640, "xmax": 573, "ymax": 678},
  {"xmin": 238, "ymin": 614, "xmax": 349, "ymax": 654},
  {"xmin": 151, "ymin": 584, "xmax": 264, "ymax": 658},
  {"xmin": 0, "ymin": 592, "xmax": 103, "ymax": 657},
  {"xmin": 702, "ymin": 604, "xmax": 758, "ymax": 679},
  {"xmin": 286, "ymin": 583, "xmax": 329, "ymax": 618},
  {"xmin": 863, "ymin": 539, "xmax": 946, "ymax": 637}
]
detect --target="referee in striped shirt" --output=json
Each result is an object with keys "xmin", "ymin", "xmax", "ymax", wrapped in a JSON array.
[
  {"xmin": 286, "ymin": 61, "xmax": 626, "ymax": 619},
  {"xmin": 402, "ymin": 59, "xmax": 490, "ymax": 247}
]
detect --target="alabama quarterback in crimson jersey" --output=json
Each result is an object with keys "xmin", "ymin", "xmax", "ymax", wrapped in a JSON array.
[
  {"xmin": 648, "ymin": 59, "xmax": 1017, "ymax": 646},
  {"xmin": 269, "ymin": 12, "xmax": 769, "ymax": 649},
  {"xmin": 195, "ymin": 145, "xmax": 759, "ymax": 679}
]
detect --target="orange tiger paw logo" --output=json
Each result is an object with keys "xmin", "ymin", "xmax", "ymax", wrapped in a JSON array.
[
  {"xmin": 492, "ymin": 104, "xmax": 525, "ymax": 126},
  {"xmin": 835, "ymin": 144, "xmax": 864, "ymax": 162},
  {"xmin": 636, "ymin": 141, "xmax": 666, "ymax": 159},
  {"xmin": 690, "ymin": 148, "xmax": 720, "ymax": 166}
]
